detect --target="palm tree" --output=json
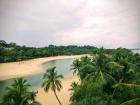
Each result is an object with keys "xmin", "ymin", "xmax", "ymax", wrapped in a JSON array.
[
  {"xmin": 69, "ymin": 81, "xmax": 79, "ymax": 102},
  {"xmin": 0, "ymin": 78, "xmax": 40, "ymax": 105},
  {"xmin": 70, "ymin": 59, "xmax": 81, "ymax": 76},
  {"xmin": 109, "ymin": 53, "xmax": 140, "ymax": 104},
  {"xmin": 69, "ymin": 81, "xmax": 78, "ymax": 91},
  {"xmin": 42, "ymin": 66, "xmax": 64, "ymax": 105},
  {"xmin": 80, "ymin": 56, "xmax": 91, "ymax": 64},
  {"xmin": 90, "ymin": 47, "xmax": 110, "ymax": 81},
  {"xmin": 120, "ymin": 98, "xmax": 140, "ymax": 105},
  {"xmin": 69, "ymin": 48, "xmax": 140, "ymax": 105}
]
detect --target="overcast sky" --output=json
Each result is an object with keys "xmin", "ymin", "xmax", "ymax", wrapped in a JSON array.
[{"xmin": 0, "ymin": 0, "xmax": 140, "ymax": 48}]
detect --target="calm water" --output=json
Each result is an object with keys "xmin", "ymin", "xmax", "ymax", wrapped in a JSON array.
[
  {"xmin": 132, "ymin": 49, "xmax": 140, "ymax": 53},
  {"xmin": 0, "ymin": 58, "xmax": 75, "ymax": 98}
]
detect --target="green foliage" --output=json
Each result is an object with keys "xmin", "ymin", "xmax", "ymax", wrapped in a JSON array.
[
  {"xmin": 42, "ymin": 67, "xmax": 64, "ymax": 92},
  {"xmin": 0, "ymin": 78, "xmax": 40, "ymax": 105},
  {"xmin": 120, "ymin": 98, "xmax": 140, "ymax": 105},
  {"xmin": 70, "ymin": 48, "xmax": 140, "ymax": 105},
  {"xmin": 42, "ymin": 66, "xmax": 64, "ymax": 105},
  {"xmin": 0, "ymin": 40, "xmax": 97, "ymax": 63},
  {"xmin": 69, "ymin": 81, "xmax": 79, "ymax": 92}
]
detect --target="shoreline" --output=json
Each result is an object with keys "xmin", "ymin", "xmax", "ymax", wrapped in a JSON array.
[
  {"xmin": 0, "ymin": 55, "xmax": 84, "ymax": 105},
  {"xmin": 36, "ymin": 75, "xmax": 79, "ymax": 105},
  {"xmin": 0, "ymin": 54, "xmax": 87, "ymax": 81}
]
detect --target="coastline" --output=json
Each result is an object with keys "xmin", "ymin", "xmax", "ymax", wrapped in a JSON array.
[
  {"xmin": 0, "ymin": 55, "xmax": 85, "ymax": 105},
  {"xmin": 0, "ymin": 54, "xmax": 87, "ymax": 81},
  {"xmin": 36, "ymin": 75, "xmax": 79, "ymax": 105}
]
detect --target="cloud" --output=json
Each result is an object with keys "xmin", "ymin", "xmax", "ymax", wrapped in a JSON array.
[{"xmin": 0, "ymin": 0, "xmax": 140, "ymax": 48}]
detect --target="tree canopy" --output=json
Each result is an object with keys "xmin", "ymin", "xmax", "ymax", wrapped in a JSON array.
[
  {"xmin": 70, "ymin": 48, "xmax": 140, "ymax": 105},
  {"xmin": 0, "ymin": 40, "xmax": 97, "ymax": 63}
]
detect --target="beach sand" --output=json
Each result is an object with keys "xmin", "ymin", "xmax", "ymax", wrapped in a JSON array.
[
  {"xmin": 0, "ymin": 55, "xmax": 87, "ymax": 81},
  {"xmin": 37, "ymin": 75, "xmax": 79, "ymax": 105},
  {"xmin": 0, "ymin": 55, "xmax": 85, "ymax": 105}
]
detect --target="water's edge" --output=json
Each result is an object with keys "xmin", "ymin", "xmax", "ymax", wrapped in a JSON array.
[{"xmin": 0, "ymin": 58, "xmax": 75, "ymax": 97}]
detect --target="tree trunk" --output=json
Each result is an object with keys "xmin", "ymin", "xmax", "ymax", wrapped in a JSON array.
[{"xmin": 53, "ymin": 90, "xmax": 62, "ymax": 105}]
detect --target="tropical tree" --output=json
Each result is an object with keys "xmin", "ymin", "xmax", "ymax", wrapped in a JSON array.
[
  {"xmin": 70, "ymin": 48, "xmax": 140, "ymax": 105},
  {"xmin": 80, "ymin": 56, "xmax": 92, "ymax": 65},
  {"xmin": 69, "ymin": 81, "xmax": 79, "ymax": 91},
  {"xmin": 70, "ymin": 59, "xmax": 81, "ymax": 76},
  {"xmin": 42, "ymin": 66, "xmax": 64, "ymax": 105},
  {"xmin": 71, "ymin": 57, "xmax": 95, "ymax": 80},
  {"xmin": 0, "ymin": 78, "xmax": 40, "ymax": 105},
  {"xmin": 120, "ymin": 98, "xmax": 140, "ymax": 105}
]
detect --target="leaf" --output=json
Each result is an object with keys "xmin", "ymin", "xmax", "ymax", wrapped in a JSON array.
[{"xmin": 120, "ymin": 98, "xmax": 140, "ymax": 105}]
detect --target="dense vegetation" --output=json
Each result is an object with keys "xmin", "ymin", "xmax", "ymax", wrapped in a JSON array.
[
  {"xmin": 0, "ymin": 40, "xmax": 97, "ymax": 63},
  {"xmin": 0, "ymin": 78, "xmax": 40, "ymax": 105},
  {"xmin": 0, "ymin": 40, "xmax": 140, "ymax": 105},
  {"xmin": 0, "ymin": 67, "xmax": 64, "ymax": 105},
  {"xmin": 70, "ymin": 48, "xmax": 140, "ymax": 105}
]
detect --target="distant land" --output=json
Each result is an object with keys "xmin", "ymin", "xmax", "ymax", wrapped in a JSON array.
[
  {"xmin": 0, "ymin": 40, "xmax": 139, "ymax": 63},
  {"xmin": 131, "ymin": 48, "xmax": 140, "ymax": 50},
  {"xmin": 0, "ymin": 40, "xmax": 97, "ymax": 63}
]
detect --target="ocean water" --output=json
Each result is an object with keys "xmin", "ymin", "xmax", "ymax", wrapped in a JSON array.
[{"xmin": 0, "ymin": 58, "xmax": 75, "ymax": 98}]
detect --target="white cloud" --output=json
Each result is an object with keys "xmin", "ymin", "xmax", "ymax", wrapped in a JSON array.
[{"xmin": 0, "ymin": 0, "xmax": 140, "ymax": 48}]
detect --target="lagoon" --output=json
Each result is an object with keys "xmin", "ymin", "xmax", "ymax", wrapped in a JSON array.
[{"xmin": 0, "ymin": 58, "xmax": 75, "ymax": 98}]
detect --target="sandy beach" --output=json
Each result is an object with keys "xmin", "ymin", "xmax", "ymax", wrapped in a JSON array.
[
  {"xmin": 0, "ymin": 55, "xmax": 85, "ymax": 105},
  {"xmin": 37, "ymin": 75, "xmax": 79, "ymax": 105},
  {"xmin": 0, "ymin": 55, "xmax": 87, "ymax": 81}
]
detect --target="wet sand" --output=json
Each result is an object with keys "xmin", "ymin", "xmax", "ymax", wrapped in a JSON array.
[
  {"xmin": 0, "ymin": 55, "xmax": 85, "ymax": 105},
  {"xmin": 0, "ymin": 55, "xmax": 87, "ymax": 81}
]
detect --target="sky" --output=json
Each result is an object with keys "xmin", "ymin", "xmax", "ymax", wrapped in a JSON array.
[{"xmin": 0, "ymin": 0, "xmax": 140, "ymax": 48}]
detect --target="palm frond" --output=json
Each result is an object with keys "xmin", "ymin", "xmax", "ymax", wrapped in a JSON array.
[{"xmin": 120, "ymin": 98, "xmax": 140, "ymax": 105}]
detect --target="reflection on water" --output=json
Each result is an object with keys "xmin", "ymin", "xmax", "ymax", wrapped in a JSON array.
[{"xmin": 0, "ymin": 58, "xmax": 75, "ymax": 97}]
